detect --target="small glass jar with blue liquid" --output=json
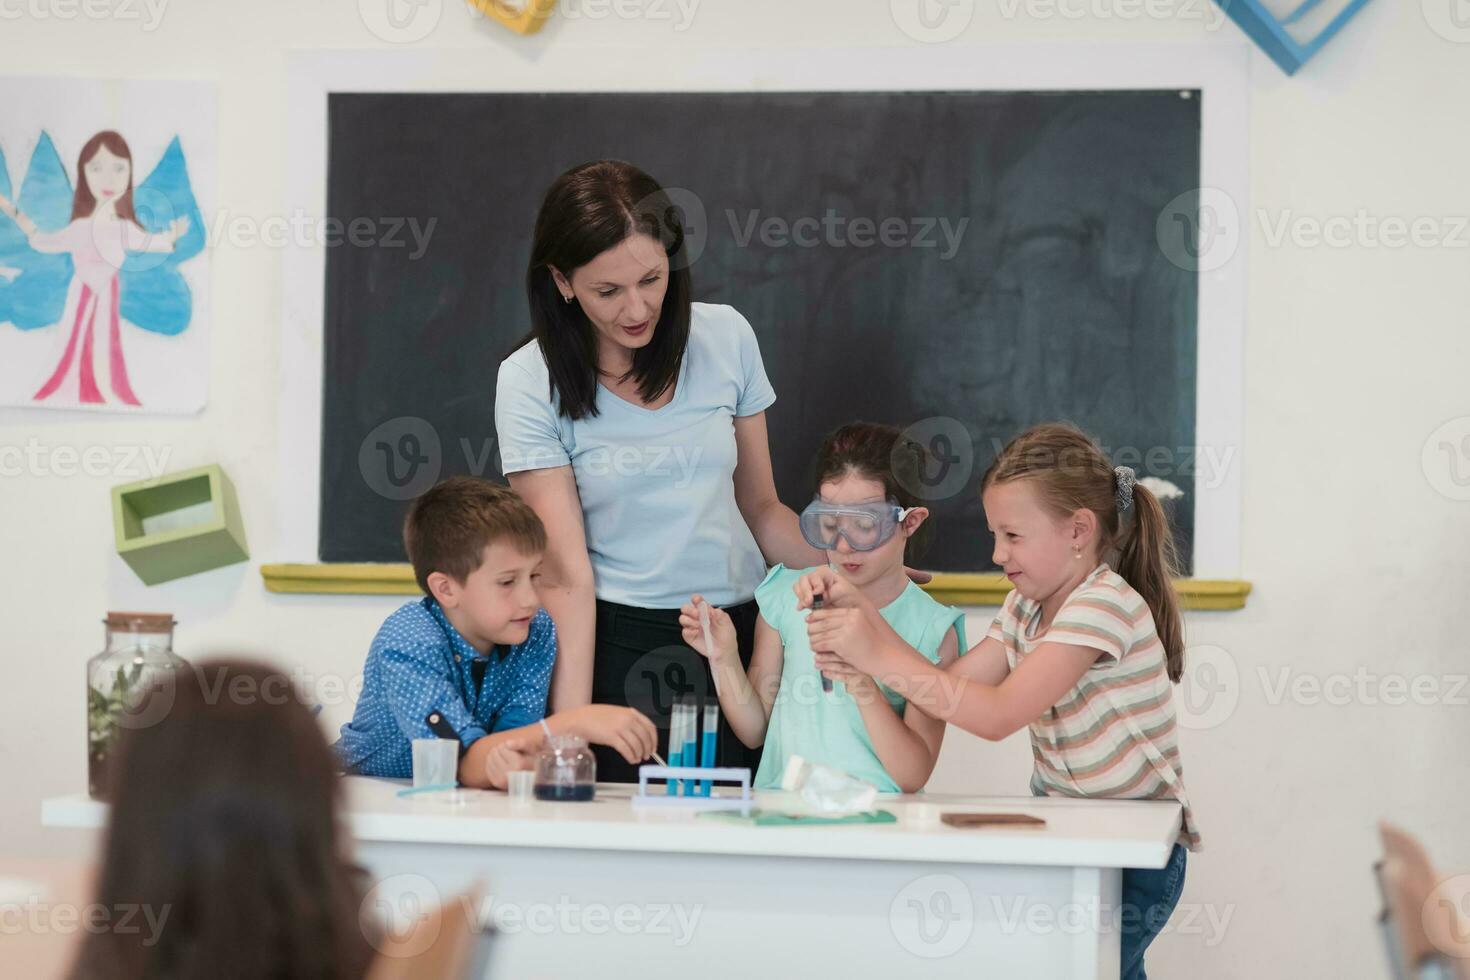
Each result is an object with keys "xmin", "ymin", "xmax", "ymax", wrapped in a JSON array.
[{"xmin": 533, "ymin": 733, "xmax": 597, "ymax": 801}]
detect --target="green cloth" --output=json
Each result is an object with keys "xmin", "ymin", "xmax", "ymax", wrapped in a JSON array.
[{"xmin": 751, "ymin": 564, "xmax": 967, "ymax": 793}]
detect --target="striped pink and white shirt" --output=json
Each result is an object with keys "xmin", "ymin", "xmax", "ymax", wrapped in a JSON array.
[{"xmin": 987, "ymin": 562, "xmax": 1201, "ymax": 850}]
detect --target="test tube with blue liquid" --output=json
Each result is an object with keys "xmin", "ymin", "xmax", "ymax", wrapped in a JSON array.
[
  {"xmin": 699, "ymin": 697, "xmax": 718, "ymax": 796},
  {"xmin": 665, "ymin": 698, "xmax": 684, "ymax": 796},
  {"xmin": 679, "ymin": 694, "xmax": 698, "ymax": 797}
]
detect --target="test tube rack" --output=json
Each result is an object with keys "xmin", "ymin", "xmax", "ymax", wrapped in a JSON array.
[{"xmin": 632, "ymin": 766, "xmax": 754, "ymax": 813}]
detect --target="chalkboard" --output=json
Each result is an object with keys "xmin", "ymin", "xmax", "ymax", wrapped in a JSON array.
[{"xmin": 320, "ymin": 90, "xmax": 1199, "ymax": 573}]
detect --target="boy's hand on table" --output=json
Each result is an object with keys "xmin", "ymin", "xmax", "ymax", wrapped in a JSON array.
[
  {"xmin": 564, "ymin": 704, "xmax": 658, "ymax": 764},
  {"xmin": 480, "ymin": 733, "xmax": 541, "ymax": 791}
]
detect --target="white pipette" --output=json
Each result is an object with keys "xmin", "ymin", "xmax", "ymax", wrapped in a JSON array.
[{"xmin": 700, "ymin": 600, "xmax": 722, "ymax": 696}]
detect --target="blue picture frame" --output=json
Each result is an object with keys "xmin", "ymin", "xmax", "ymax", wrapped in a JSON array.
[{"xmin": 1214, "ymin": 0, "xmax": 1375, "ymax": 74}]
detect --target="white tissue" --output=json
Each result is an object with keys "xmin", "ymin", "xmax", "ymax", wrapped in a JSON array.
[{"xmin": 780, "ymin": 755, "xmax": 879, "ymax": 814}]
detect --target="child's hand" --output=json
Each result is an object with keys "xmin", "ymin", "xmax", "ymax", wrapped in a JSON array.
[
  {"xmin": 793, "ymin": 565, "xmax": 873, "ymax": 614},
  {"xmin": 566, "ymin": 704, "xmax": 659, "ymax": 764},
  {"xmin": 814, "ymin": 650, "xmax": 864, "ymax": 686},
  {"xmin": 479, "ymin": 733, "xmax": 540, "ymax": 790},
  {"xmin": 678, "ymin": 595, "xmax": 738, "ymax": 665},
  {"xmin": 814, "ymin": 652, "xmax": 881, "ymax": 704},
  {"xmin": 807, "ymin": 600, "xmax": 885, "ymax": 675}
]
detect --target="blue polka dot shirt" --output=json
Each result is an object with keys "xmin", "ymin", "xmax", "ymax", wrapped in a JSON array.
[{"xmin": 333, "ymin": 597, "xmax": 557, "ymax": 778}]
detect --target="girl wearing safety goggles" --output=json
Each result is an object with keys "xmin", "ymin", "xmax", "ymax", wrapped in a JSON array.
[{"xmin": 678, "ymin": 422, "xmax": 966, "ymax": 794}]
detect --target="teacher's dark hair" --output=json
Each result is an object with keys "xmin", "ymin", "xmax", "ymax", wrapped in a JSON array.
[
  {"xmin": 68, "ymin": 659, "xmax": 374, "ymax": 980},
  {"xmin": 522, "ymin": 160, "xmax": 693, "ymax": 421}
]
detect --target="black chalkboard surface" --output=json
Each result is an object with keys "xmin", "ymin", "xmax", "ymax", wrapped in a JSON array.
[{"xmin": 320, "ymin": 90, "xmax": 1199, "ymax": 572}]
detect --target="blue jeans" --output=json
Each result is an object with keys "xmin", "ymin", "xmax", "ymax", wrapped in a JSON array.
[{"xmin": 1119, "ymin": 843, "xmax": 1188, "ymax": 980}]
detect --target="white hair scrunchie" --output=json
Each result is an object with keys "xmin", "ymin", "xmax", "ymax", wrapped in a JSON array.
[{"xmin": 1114, "ymin": 465, "xmax": 1137, "ymax": 513}]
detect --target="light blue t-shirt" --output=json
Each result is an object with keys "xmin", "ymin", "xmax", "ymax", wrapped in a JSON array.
[{"xmin": 494, "ymin": 302, "xmax": 777, "ymax": 609}]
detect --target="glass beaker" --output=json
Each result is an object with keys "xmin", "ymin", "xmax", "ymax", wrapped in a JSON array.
[{"xmin": 533, "ymin": 733, "xmax": 596, "ymax": 802}]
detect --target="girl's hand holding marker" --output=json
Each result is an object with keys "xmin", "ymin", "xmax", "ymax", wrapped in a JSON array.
[{"xmin": 795, "ymin": 565, "xmax": 889, "ymax": 677}]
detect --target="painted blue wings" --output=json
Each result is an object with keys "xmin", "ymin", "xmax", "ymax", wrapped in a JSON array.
[
  {"xmin": 0, "ymin": 132, "xmax": 203, "ymax": 336},
  {"xmin": 120, "ymin": 136, "xmax": 205, "ymax": 337},
  {"xmin": 0, "ymin": 133, "xmax": 73, "ymax": 331}
]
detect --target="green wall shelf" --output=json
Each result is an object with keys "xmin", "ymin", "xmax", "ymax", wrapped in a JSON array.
[{"xmin": 112, "ymin": 464, "xmax": 249, "ymax": 586}]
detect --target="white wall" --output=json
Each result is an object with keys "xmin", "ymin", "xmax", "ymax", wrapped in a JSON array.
[{"xmin": 3, "ymin": 2, "xmax": 1468, "ymax": 978}]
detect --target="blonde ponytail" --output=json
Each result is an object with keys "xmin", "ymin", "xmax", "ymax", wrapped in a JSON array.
[{"xmin": 1116, "ymin": 481, "xmax": 1184, "ymax": 681}]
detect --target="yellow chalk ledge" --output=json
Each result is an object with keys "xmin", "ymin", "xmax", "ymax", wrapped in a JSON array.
[{"xmin": 261, "ymin": 564, "xmax": 1250, "ymax": 610}]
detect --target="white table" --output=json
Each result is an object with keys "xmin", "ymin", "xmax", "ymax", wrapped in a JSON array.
[{"xmin": 43, "ymin": 778, "xmax": 1181, "ymax": 979}]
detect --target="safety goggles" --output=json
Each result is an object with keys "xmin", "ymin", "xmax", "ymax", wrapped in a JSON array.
[{"xmin": 798, "ymin": 498, "xmax": 915, "ymax": 553}]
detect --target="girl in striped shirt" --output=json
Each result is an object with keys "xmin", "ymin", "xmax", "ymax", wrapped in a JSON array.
[{"xmin": 795, "ymin": 422, "xmax": 1199, "ymax": 980}]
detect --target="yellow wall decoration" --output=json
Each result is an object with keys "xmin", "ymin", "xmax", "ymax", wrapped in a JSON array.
[{"xmin": 469, "ymin": 0, "xmax": 558, "ymax": 35}]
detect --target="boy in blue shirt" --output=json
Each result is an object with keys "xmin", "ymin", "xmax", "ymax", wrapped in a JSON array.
[{"xmin": 334, "ymin": 477, "xmax": 657, "ymax": 788}]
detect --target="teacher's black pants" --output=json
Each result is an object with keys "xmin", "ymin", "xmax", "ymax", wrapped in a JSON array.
[{"xmin": 591, "ymin": 598, "xmax": 763, "ymax": 784}]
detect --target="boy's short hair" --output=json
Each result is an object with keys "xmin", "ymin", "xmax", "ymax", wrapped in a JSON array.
[{"xmin": 403, "ymin": 477, "xmax": 547, "ymax": 594}]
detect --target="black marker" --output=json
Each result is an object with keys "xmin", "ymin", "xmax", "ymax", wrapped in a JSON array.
[
  {"xmin": 425, "ymin": 711, "xmax": 468, "ymax": 757},
  {"xmin": 812, "ymin": 594, "xmax": 833, "ymax": 694}
]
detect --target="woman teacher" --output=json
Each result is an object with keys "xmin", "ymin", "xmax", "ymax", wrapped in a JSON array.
[{"xmin": 494, "ymin": 160, "xmax": 829, "ymax": 782}]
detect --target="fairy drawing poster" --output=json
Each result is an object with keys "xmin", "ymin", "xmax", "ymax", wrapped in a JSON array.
[{"xmin": 0, "ymin": 78, "xmax": 214, "ymax": 414}]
